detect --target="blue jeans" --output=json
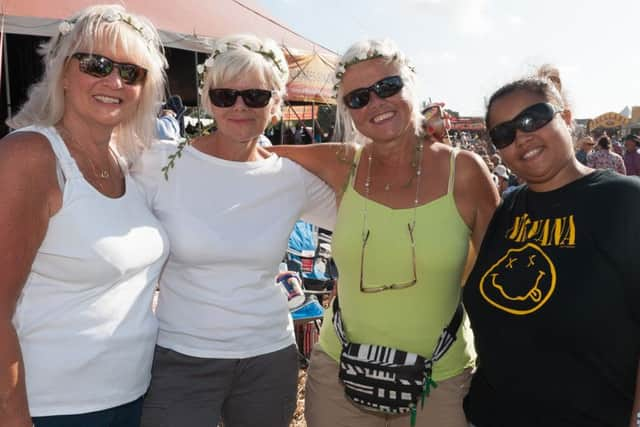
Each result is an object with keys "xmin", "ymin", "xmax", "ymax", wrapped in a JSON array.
[{"xmin": 32, "ymin": 396, "xmax": 143, "ymax": 427}]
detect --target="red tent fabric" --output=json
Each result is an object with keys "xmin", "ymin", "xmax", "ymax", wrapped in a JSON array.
[{"xmin": 1, "ymin": 0, "xmax": 336, "ymax": 56}]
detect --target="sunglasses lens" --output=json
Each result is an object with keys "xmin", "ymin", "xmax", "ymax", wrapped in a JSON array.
[
  {"xmin": 489, "ymin": 125, "xmax": 516, "ymax": 149},
  {"xmin": 242, "ymin": 89, "xmax": 272, "ymax": 108},
  {"xmin": 118, "ymin": 64, "xmax": 143, "ymax": 85},
  {"xmin": 519, "ymin": 103, "xmax": 555, "ymax": 132},
  {"xmin": 79, "ymin": 55, "xmax": 112, "ymax": 78},
  {"xmin": 209, "ymin": 89, "xmax": 237, "ymax": 107},
  {"xmin": 344, "ymin": 89, "xmax": 370, "ymax": 109},
  {"xmin": 374, "ymin": 76, "xmax": 403, "ymax": 99}
]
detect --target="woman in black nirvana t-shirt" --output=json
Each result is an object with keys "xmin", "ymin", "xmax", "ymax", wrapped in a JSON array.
[{"xmin": 463, "ymin": 73, "xmax": 640, "ymax": 427}]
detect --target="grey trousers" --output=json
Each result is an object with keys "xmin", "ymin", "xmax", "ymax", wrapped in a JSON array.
[{"xmin": 141, "ymin": 344, "xmax": 299, "ymax": 427}]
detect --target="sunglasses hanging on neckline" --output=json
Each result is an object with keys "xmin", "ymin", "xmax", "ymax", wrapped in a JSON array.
[
  {"xmin": 489, "ymin": 102, "xmax": 563, "ymax": 149},
  {"xmin": 343, "ymin": 75, "xmax": 404, "ymax": 110},
  {"xmin": 72, "ymin": 53, "xmax": 147, "ymax": 85}
]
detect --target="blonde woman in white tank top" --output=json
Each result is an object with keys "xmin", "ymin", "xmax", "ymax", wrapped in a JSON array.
[{"xmin": 0, "ymin": 6, "xmax": 169, "ymax": 427}]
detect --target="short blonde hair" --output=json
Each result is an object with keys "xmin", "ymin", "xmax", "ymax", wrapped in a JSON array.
[
  {"xmin": 200, "ymin": 34, "xmax": 289, "ymax": 122},
  {"xmin": 8, "ymin": 4, "xmax": 167, "ymax": 164},
  {"xmin": 333, "ymin": 39, "xmax": 422, "ymax": 143}
]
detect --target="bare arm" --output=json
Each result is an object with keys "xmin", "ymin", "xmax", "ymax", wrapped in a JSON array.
[
  {"xmin": 453, "ymin": 150, "xmax": 500, "ymax": 282},
  {"xmin": 630, "ymin": 360, "xmax": 640, "ymax": 427},
  {"xmin": 0, "ymin": 133, "xmax": 59, "ymax": 426},
  {"xmin": 269, "ymin": 143, "xmax": 356, "ymax": 196}
]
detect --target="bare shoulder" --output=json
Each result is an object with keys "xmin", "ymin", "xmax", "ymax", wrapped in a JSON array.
[
  {"xmin": 0, "ymin": 131, "xmax": 60, "ymax": 209},
  {"xmin": 452, "ymin": 148, "xmax": 497, "ymax": 206},
  {"xmin": 432, "ymin": 144, "xmax": 498, "ymax": 231},
  {"xmin": 454, "ymin": 148, "xmax": 490, "ymax": 179},
  {"xmin": 0, "ymin": 131, "xmax": 58, "ymax": 173}
]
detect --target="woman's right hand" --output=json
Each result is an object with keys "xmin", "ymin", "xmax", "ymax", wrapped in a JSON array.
[{"xmin": 0, "ymin": 323, "xmax": 32, "ymax": 426}]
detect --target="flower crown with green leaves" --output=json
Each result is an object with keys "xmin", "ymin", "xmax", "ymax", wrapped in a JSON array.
[
  {"xmin": 57, "ymin": 12, "xmax": 154, "ymax": 44},
  {"xmin": 196, "ymin": 43, "xmax": 286, "ymax": 93},
  {"xmin": 333, "ymin": 50, "xmax": 416, "ymax": 91}
]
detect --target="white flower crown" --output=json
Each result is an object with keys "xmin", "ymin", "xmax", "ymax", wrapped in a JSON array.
[
  {"xmin": 196, "ymin": 43, "xmax": 285, "ymax": 94},
  {"xmin": 57, "ymin": 12, "xmax": 154, "ymax": 44},
  {"xmin": 333, "ymin": 50, "xmax": 415, "ymax": 91}
]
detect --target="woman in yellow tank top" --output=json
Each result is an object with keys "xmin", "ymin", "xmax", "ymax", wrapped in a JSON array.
[{"xmin": 271, "ymin": 38, "xmax": 499, "ymax": 427}]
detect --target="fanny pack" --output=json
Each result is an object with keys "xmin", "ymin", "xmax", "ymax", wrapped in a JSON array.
[{"xmin": 332, "ymin": 296, "xmax": 463, "ymax": 426}]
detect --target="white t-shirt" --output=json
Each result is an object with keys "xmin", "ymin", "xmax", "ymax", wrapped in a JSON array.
[
  {"xmin": 132, "ymin": 141, "xmax": 336, "ymax": 358},
  {"xmin": 13, "ymin": 126, "xmax": 169, "ymax": 416}
]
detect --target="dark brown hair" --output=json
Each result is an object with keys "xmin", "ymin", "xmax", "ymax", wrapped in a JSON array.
[{"xmin": 485, "ymin": 76, "xmax": 568, "ymax": 129}]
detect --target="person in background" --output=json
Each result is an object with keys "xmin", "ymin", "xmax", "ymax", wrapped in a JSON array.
[
  {"xmin": 587, "ymin": 135, "xmax": 626, "ymax": 175},
  {"xmin": 133, "ymin": 34, "xmax": 335, "ymax": 427},
  {"xmin": 165, "ymin": 94, "xmax": 186, "ymax": 137},
  {"xmin": 294, "ymin": 122, "xmax": 304, "ymax": 144},
  {"xmin": 492, "ymin": 164, "xmax": 514, "ymax": 197},
  {"xmin": 0, "ymin": 5, "xmax": 169, "ymax": 427},
  {"xmin": 155, "ymin": 108, "xmax": 180, "ymax": 141},
  {"xmin": 272, "ymin": 38, "xmax": 499, "ymax": 427},
  {"xmin": 623, "ymin": 134, "xmax": 640, "ymax": 176},
  {"xmin": 612, "ymin": 135, "xmax": 624, "ymax": 156},
  {"xmin": 463, "ymin": 71, "xmax": 640, "ymax": 427},
  {"xmin": 575, "ymin": 135, "xmax": 595, "ymax": 165},
  {"xmin": 490, "ymin": 153, "xmax": 502, "ymax": 168}
]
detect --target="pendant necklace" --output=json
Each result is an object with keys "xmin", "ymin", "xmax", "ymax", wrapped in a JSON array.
[
  {"xmin": 380, "ymin": 146, "xmax": 422, "ymax": 192},
  {"xmin": 362, "ymin": 138, "xmax": 424, "ymax": 240},
  {"xmin": 57, "ymin": 125, "xmax": 116, "ymax": 182}
]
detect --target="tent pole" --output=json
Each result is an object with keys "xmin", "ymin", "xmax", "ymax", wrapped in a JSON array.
[
  {"xmin": 194, "ymin": 51, "xmax": 200, "ymax": 129},
  {"xmin": 280, "ymin": 112, "xmax": 284, "ymax": 144},
  {"xmin": 3, "ymin": 31, "xmax": 12, "ymax": 120},
  {"xmin": 311, "ymin": 102, "xmax": 315, "ymax": 142}
]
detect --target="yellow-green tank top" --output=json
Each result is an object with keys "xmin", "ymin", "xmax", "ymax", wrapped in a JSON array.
[{"xmin": 317, "ymin": 146, "xmax": 476, "ymax": 381}]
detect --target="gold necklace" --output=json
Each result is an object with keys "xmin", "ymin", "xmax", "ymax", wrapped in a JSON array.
[
  {"xmin": 57, "ymin": 126, "xmax": 116, "ymax": 180},
  {"xmin": 377, "ymin": 145, "xmax": 422, "ymax": 192},
  {"xmin": 362, "ymin": 138, "xmax": 424, "ymax": 239}
]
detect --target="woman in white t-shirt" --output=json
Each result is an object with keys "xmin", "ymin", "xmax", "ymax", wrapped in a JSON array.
[
  {"xmin": 0, "ymin": 5, "xmax": 169, "ymax": 427},
  {"xmin": 133, "ymin": 34, "xmax": 336, "ymax": 427}
]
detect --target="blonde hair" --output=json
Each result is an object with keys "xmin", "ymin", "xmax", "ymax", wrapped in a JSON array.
[
  {"xmin": 8, "ymin": 4, "xmax": 167, "ymax": 164},
  {"xmin": 200, "ymin": 34, "xmax": 289, "ymax": 122},
  {"xmin": 333, "ymin": 39, "xmax": 422, "ymax": 143}
]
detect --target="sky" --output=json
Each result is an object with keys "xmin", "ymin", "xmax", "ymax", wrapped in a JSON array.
[{"xmin": 257, "ymin": 0, "xmax": 640, "ymax": 119}]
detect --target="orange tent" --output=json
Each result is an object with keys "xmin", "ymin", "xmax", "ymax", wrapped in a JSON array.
[
  {"xmin": 285, "ymin": 49, "xmax": 336, "ymax": 104},
  {"xmin": 0, "ymin": 0, "xmax": 335, "ymax": 55}
]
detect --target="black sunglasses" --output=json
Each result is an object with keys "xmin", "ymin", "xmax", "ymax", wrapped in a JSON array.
[
  {"xmin": 208, "ymin": 88, "xmax": 273, "ymax": 108},
  {"xmin": 72, "ymin": 53, "xmax": 147, "ymax": 85},
  {"xmin": 343, "ymin": 75, "xmax": 404, "ymax": 109},
  {"xmin": 489, "ymin": 102, "xmax": 562, "ymax": 149}
]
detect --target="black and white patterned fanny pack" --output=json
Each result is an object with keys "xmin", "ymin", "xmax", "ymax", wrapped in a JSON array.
[{"xmin": 332, "ymin": 296, "xmax": 463, "ymax": 426}]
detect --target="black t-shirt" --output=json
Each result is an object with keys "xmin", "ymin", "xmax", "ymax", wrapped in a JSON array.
[{"xmin": 463, "ymin": 170, "xmax": 640, "ymax": 427}]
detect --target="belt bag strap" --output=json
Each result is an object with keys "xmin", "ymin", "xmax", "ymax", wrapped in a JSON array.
[{"xmin": 331, "ymin": 296, "xmax": 464, "ymax": 369}]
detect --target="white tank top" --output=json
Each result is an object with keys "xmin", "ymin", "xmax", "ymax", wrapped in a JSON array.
[{"xmin": 11, "ymin": 126, "xmax": 169, "ymax": 416}]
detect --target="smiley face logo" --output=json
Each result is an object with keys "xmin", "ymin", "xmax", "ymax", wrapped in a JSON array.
[{"xmin": 479, "ymin": 243, "xmax": 556, "ymax": 315}]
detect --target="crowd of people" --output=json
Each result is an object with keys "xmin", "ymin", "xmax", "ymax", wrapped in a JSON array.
[{"xmin": 0, "ymin": 3, "xmax": 638, "ymax": 427}]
